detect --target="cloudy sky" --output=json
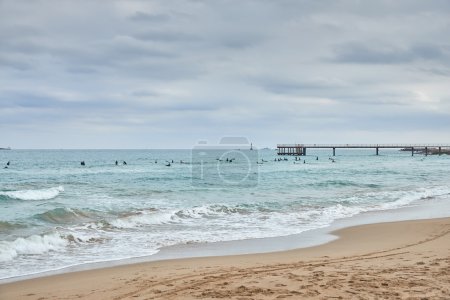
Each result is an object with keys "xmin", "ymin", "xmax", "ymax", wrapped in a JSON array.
[{"xmin": 1, "ymin": 0, "xmax": 450, "ymax": 149}]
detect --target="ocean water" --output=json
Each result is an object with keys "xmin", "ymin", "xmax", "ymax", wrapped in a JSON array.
[{"xmin": 1, "ymin": 149, "xmax": 450, "ymax": 279}]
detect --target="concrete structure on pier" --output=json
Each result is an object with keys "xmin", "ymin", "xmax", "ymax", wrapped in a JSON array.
[{"xmin": 277, "ymin": 144, "xmax": 450, "ymax": 156}]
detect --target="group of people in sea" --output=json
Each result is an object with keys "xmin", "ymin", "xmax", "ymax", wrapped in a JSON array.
[
  {"xmin": 80, "ymin": 160, "xmax": 127, "ymax": 166},
  {"xmin": 4, "ymin": 155, "xmax": 336, "ymax": 170},
  {"xmin": 75, "ymin": 156, "xmax": 334, "ymax": 167},
  {"xmin": 216, "ymin": 158, "xmax": 236, "ymax": 163},
  {"xmin": 78, "ymin": 159, "xmax": 183, "ymax": 167},
  {"xmin": 269, "ymin": 156, "xmax": 323, "ymax": 164}
]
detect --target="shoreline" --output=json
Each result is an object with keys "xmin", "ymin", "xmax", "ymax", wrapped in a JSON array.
[
  {"xmin": 1, "ymin": 194, "xmax": 450, "ymax": 284},
  {"xmin": 1, "ymin": 217, "xmax": 449, "ymax": 299}
]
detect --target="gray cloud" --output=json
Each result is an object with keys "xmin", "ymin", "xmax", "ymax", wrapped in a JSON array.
[
  {"xmin": 0, "ymin": 0, "xmax": 449, "ymax": 148},
  {"xmin": 331, "ymin": 42, "xmax": 450, "ymax": 64},
  {"xmin": 0, "ymin": 55, "xmax": 33, "ymax": 71},
  {"xmin": 129, "ymin": 11, "xmax": 171, "ymax": 23},
  {"xmin": 133, "ymin": 30, "xmax": 200, "ymax": 43},
  {"xmin": 252, "ymin": 76, "xmax": 348, "ymax": 95},
  {"xmin": 419, "ymin": 67, "xmax": 450, "ymax": 77}
]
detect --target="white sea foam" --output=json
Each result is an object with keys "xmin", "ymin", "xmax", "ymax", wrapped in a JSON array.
[
  {"xmin": 0, "ymin": 233, "xmax": 67, "ymax": 262},
  {"xmin": 377, "ymin": 186, "xmax": 450, "ymax": 210},
  {"xmin": 0, "ymin": 186, "xmax": 64, "ymax": 201},
  {"xmin": 109, "ymin": 211, "xmax": 174, "ymax": 229}
]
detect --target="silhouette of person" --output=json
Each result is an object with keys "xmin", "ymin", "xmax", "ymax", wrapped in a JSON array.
[
  {"xmin": 115, "ymin": 160, "xmax": 118, "ymax": 166},
  {"xmin": 81, "ymin": 161, "xmax": 85, "ymax": 166},
  {"xmin": 123, "ymin": 161, "xmax": 127, "ymax": 165}
]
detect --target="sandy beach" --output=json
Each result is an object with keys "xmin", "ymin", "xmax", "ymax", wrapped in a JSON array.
[{"xmin": 1, "ymin": 217, "xmax": 449, "ymax": 299}]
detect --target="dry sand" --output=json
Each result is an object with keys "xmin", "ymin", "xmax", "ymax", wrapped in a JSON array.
[{"xmin": 1, "ymin": 217, "xmax": 449, "ymax": 299}]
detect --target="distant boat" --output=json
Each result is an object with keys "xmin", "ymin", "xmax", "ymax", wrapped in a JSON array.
[{"xmin": 0, "ymin": 147, "xmax": 11, "ymax": 150}]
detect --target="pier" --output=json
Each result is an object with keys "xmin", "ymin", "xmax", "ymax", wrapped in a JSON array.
[{"xmin": 277, "ymin": 144, "xmax": 450, "ymax": 156}]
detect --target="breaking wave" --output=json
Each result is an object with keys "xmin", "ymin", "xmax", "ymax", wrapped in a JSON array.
[
  {"xmin": 0, "ymin": 233, "xmax": 67, "ymax": 262},
  {"xmin": 0, "ymin": 186, "xmax": 64, "ymax": 201},
  {"xmin": 0, "ymin": 230, "xmax": 106, "ymax": 263},
  {"xmin": 34, "ymin": 207, "xmax": 96, "ymax": 224},
  {"xmin": 108, "ymin": 186, "xmax": 449, "ymax": 231}
]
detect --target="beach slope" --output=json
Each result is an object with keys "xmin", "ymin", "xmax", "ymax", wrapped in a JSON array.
[{"xmin": 1, "ymin": 218, "xmax": 449, "ymax": 299}]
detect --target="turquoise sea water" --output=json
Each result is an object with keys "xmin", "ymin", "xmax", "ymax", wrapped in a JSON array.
[{"xmin": 1, "ymin": 149, "xmax": 449, "ymax": 279}]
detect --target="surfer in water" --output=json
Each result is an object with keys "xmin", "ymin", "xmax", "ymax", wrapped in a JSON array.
[
  {"xmin": 81, "ymin": 161, "xmax": 85, "ymax": 166},
  {"xmin": 123, "ymin": 161, "xmax": 127, "ymax": 165}
]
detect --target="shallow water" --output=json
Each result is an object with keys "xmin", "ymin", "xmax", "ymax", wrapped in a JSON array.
[{"xmin": 1, "ymin": 149, "xmax": 449, "ymax": 279}]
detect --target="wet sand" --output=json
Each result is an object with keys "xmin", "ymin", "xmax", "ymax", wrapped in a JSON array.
[{"xmin": 1, "ymin": 217, "xmax": 449, "ymax": 299}]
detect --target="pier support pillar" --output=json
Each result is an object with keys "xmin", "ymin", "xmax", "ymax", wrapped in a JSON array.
[
  {"xmin": 439, "ymin": 147, "xmax": 442, "ymax": 156},
  {"xmin": 376, "ymin": 147, "xmax": 379, "ymax": 156},
  {"xmin": 303, "ymin": 147, "xmax": 306, "ymax": 156},
  {"xmin": 425, "ymin": 147, "xmax": 428, "ymax": 156},
  {"xmin": 411, "ymin": 147, "xmax": 414, "ymax": 156},
  {"xmin": 333, "ymin": 147, "xmax": 336, "ymax": 156}
]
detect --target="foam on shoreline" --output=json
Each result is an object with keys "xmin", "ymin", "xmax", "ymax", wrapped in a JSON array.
[{"xmin": 2, "ymin": 192, "xmax": 449, "ymax": 284}]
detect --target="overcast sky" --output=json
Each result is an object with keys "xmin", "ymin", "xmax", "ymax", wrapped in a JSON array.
[{"xmin": 1, "ymin": 0, "xmax": 450, "ymax": 149}]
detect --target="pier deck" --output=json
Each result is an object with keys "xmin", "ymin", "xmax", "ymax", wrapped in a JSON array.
[{"xmin": 277, "ymin": 144, "xmax": 450, "ymax": 156}]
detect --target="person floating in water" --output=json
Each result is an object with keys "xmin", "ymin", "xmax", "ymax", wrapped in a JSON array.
[
  {"xmin": 123, "ymin": 161, "xmax": 127, "ymax": 165},
  {"xmin": 6, "ymin": 161, "xmax": 10, "ymax": 166},
  {"xmin": 115, "ymin": 160, "xmax": 118, "ymax": 166},
  {"xmin": 81, "ymin": 161, "xmax": 85, "ymax": 166},
  {"xmin": 155, "ymin": 160, "xmax": 157, "ymax": 164},
  {"xmin": 316, "ymin": 156, "xmax": 319, "ymax": 161}
]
